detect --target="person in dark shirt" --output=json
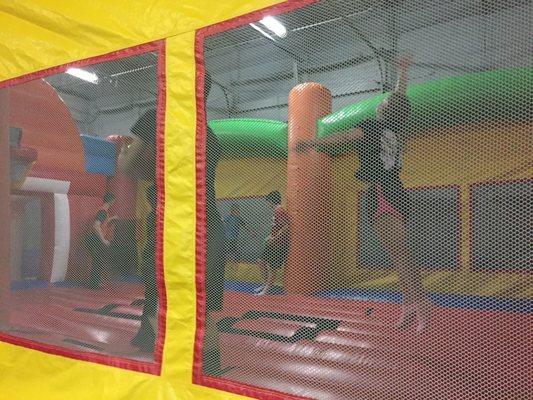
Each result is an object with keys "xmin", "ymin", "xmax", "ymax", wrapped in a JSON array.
[
  {"xmin": 84, "ymin": 192, "xmax": 117, "ymax": 289},
  {"xmin": 223, "ymin": 204, "xmax": 254, "ymax": 273},
  {"xmin": 296, "ymin": 54, "xmax": 431, "ymax": 332},
  {"xmin": 254, "ymin": 191, "xmax": 290, "ymax": 296},
  {"xmin": 118, "ymin": 108, "xmax": 158, "ymax": 352}
]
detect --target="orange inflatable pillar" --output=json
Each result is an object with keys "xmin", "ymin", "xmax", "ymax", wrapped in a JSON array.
[
  {"xmin": 0, "ymin": 88, "xmax": 10, "ymax": 326},
  {"xmin": 285, "ymin": 83, "xmax": 333, "ymax": 294}
]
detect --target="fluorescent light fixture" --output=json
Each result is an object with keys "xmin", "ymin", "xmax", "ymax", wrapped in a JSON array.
[
  {"xmin": 259, "ymin": 16, "xmax": 287, "ymax": 38},
  {"xmin": 66, "ymin": 68, "xmax": 99, "ymax": 84},
  {"xmin": 250, "ymin": 22, "xmax": 276, "ymax": 41}
]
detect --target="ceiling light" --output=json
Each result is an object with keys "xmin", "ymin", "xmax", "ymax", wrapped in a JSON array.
[
  {"xmin": 259, "ymin": 16, "xmax": 287, "ymax": 38},
  {"xmin": 66, "ymin": 68, "xmax": 99, "ymax": 84},
  {"xmin": 250, "ymin": 22, "xmax": 276, "ymax": 41}
]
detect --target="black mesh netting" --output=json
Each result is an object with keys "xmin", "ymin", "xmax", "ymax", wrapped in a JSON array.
[
  {"xmin": 201, "ymin": 1, "xmax": 532, "ymax": 399},
  {"xmin": 2, "ymin": 51, "xmax": 161, "ymax": 362}
]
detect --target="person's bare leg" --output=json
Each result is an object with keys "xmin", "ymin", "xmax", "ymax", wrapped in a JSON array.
[
  {"xmin": 258, "ymin": 266, "xmax": 275, "ymax": 295},
  {"xmin": 399, "ymin": 245, "xmax": 431, "ymax": 332},
  {"xmin": 254, "ymin": 259, "xmax": 268, "ymax": 293},
  {"xmin": 374, "ymin": 214, "xmax": 414, "ymax": 302},
  {"xmin": 374, "ymin": 213, "xmax": 429, "ymax": 329},
  {"xmin": 411, "ymin": 264, "xmax": 431, "ymax": 332}
]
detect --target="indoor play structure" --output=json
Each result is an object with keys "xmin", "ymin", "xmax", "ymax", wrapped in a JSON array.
[
  {"xmin": 0, "ymin": 1, "xmax": 531, "ymax": 400},
  {"xmin": 5, "ymin": 73, "xmax": 153, "ymax": 361},
  {"xmin": 8, "ymin": 79, "xmax": 142, "ymax": 284},
  {"xmin": 208, "ymin": 66, "xmax": 532, "ymax": 399}
]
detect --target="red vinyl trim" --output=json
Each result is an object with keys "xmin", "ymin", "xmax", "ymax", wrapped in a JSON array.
[
  {"xmin": 194, "ymin": 24, "xmax": 209, "ymax": 384},
  {"xmin": 153, "ymin": 40, "xmax": 168, "ymax": 373},
  {"xmin": 202, "ymin": 375, "xmax": 310, "ymax": 400},
  {"xmin": 0, "ymin": 42, "xmax": 163, "ymax": 89},
  {"xmin": 0, "ymin": 332, "xmax": 158, "ymax": 374},
  {"xmin": 193, "ymin": 0, "xmax": 318, "ymax": 398},
  {"xmin": 0, "ymin": 40, "xmax": 167, "ymax": 375}
]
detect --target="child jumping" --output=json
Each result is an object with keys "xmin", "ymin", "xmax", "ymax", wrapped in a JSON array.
[{"xmin": 296, "ymin": 54, "xmax": 431, "ymax": 332}]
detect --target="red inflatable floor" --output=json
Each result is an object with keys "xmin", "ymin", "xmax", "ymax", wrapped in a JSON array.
[
  {"xmin": 214, "ymin": 292, "xmax": 533, "ymax": 400},
  {"xmin": 4, "ymin": 283, "xmax": 152, "ymax": 362},
  {"xmin": 2, "ymin": 285, "xmax": 532, "ymax": 399}
]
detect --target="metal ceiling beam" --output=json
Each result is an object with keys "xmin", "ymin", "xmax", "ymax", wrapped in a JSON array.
[
  {"xmin": 204, "ymin": 6, "xmax": 374, "ymax": 55},
  {"xmin": 216, "ymin": 53, "xmax": 376, "ymax": 88},
  {"xmin": 205, "ymin": 0, "xmax": 524, "ymax": 62}
]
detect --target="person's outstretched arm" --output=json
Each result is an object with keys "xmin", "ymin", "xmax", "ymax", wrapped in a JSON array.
[
  {"xmin": 118, "ymin": 138, "xmax": 154, "ymax": 181},
  {"xmin": 393, "ymin": 53, "xmax": 412, "ymax": 96},
  {"xmin": 294, "ymin": 126, "xmax": 364, "ymax": 153},
  {"xmin": 93, "ymin": 220, "xmax": 110, "ymax": 246},
  {"xmin": 268, "ymin": 221, "xmax": 290, "ymax": 246}
]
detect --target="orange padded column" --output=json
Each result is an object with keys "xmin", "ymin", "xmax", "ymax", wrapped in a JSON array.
[
  {"xmin": 285, "ymin": 83, "xmax": 332, "ymax": 294},
  {"xmin": 0, "ymin": 88, "xmax": 10, "ymax": 326}
]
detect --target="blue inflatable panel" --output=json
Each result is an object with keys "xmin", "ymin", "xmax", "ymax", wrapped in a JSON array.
[
  {"xmin": 225, "ymin": 281, "xmax": 533, "ymax": 313},
  {"xmin": 80, "ymin": 134, "xmax": 116, "ymax": 176}
]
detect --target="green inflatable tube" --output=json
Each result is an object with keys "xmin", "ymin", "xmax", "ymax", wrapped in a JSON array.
[
  {"xmin": 208, "ymin": 118, "xmax": 287, "ymax": 158},
  {"xmin": 317, "ymin": 66, "xmax": 532, "ymax": 138},
  {"xmin": 209, "ymin": 67, "xmax": 531, "ymax": 158}
]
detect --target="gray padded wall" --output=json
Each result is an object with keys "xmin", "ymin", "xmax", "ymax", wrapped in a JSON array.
[
  {"xmin": 217, "ymin": 197, "xmax": 273, "ymax": 263},
  {"xmin": 358, "ymin": 186, "xmax": 460, "ymax": 269},
  {"xmin": 471, "ymin": 180, "xmax": 532, "ymax": 271}
]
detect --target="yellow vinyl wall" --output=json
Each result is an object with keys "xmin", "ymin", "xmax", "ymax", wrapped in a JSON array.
[
  {"xmin": 333, "ymin": 122, "xmax": 533, "ymax": 298},
  {"xmin": 0, "ymin": 1, "xmax": 284, "ymax": 400}
]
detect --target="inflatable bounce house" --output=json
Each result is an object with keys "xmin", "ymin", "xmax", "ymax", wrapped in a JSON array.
[{"xmin": 0, "ymin": 1, "xmax": 531, "ymax": 399}]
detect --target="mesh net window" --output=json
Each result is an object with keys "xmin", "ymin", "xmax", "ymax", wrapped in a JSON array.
[
  {"xmin": 2, "ymin": 50, "xmax": 161, "ymax": 364},
  {"xmin": 201, "ymin": 0, "xmax": 532, "ymax": 398}
]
